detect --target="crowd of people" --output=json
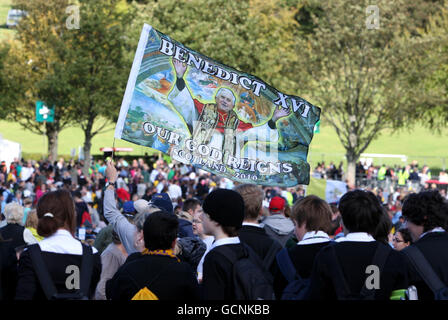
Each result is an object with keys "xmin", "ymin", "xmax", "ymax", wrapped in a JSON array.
[
  {"xmin": 0, "ymin": 155, "xmax": 447, "ymax": 301},
  {"xmin": 313, "ymin": 160, "xmax": 448, "ymax": 194}
]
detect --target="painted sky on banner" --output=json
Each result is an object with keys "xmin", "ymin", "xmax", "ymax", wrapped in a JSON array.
[{"xmin": 115, "ymin": 24, "xmax": 321, "ymax": 187}]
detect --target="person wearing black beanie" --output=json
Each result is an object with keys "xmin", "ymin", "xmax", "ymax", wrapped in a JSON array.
[
  {"xmin": 202, "ymin": 189, "xmax": 245, "ymax": 230},
  {"xmin": 200, "ymin": 189, "xmax": 244, "ymax": 299},
  {"xmin": 201, "ymin": 189, "xmax": 275, "ymax": 300}
]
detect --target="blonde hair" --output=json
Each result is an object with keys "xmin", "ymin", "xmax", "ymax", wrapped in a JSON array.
[
  {"xmin": 25, "ymin": 209, "xmax": 38, "ymax": 229},
  {"xmin": 4, "ymin": 202, "xmax": 24, "ymax": 224},
  {"xmin": 234, "ymin": 184, "xmax": 264, "ymax": 220}
]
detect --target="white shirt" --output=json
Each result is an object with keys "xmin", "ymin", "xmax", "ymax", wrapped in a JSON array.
[
  {"xmin": 38, "ymin": 229, "xmax": 98, "ymax": 255},
  {"xmin": 21, "ymin": 166, "xmax": 34, "ymax": 181},
  {"xmin": 196, "ymin": 235, "xmax": 215, "ymax": 282},
  {"xmin": 419, "ymin": 227, "xmax": 445, "ymax": 240},
  {"xmin": 210, "ymin": 236, "xmax": 240, "ymax": 250},
  {"xmin": 242, "ymin": 222, "xmax": 262, "ymax": 228},
  {"xmin": 168, "ymin": 184, "xmax": 182, "ymax": 201},
  {"xmin": 298, "ymin": 231, "xmax": 331, "ymax": 245},
  {"xmin": 335, "ymin": 232, "xmax": 375, "ymax": 243}
]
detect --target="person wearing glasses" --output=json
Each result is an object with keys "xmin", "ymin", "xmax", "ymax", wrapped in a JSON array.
[{"xmin": 392, "ymin": 227, "xmax": 413, "ymax": 251}]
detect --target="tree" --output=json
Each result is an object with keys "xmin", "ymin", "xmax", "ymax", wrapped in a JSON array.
[
  {"xmin": 1, "ymin": 0, "xmax": 133, "ymax": 170},
  {"xmin": 412, "ymin": 4, "xmax": 448, "ymax": 130},
  {"xmin": 291, "ymin": 0, "xmax": 433, "ymax": 186},
  {"xmin": 139, "ymin": 0, "xmax": 298, "ymax": 93},
  {"xmin": 1, "ymin": 0, "xmax": 77, "ymax": 161},
  {"xmin": 61, "ymin": 0, "xmax": 134, "ymax": 177}
]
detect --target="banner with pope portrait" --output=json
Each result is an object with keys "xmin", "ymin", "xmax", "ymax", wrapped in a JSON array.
[{"xmin": 115, "ymin": 24, "xmax": 321, "ymax": 187}]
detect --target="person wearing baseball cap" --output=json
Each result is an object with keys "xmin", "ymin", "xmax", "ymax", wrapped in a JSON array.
[
  {"xmin": 269, "ymin": 196, "xmax": 286, "ymax": 214},
  {"xmin": 149, "ymin": 193, "xmax": 174, "ymax": 214},
  {"xmin": 262, "ymin": 196, "xmax": 295, "ymax": 247}
]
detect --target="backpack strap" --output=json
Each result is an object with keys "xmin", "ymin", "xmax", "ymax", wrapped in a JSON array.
[
  {"xmin": 216, "ymin": 245, "xmax": 240, "ymax": 264},
  {"xmin": 329, "ymin": 245, "xmax": 353, "ymax": 299},
  {"xmin": 262, "ymin": 242, "xmax": 282, "ymax": 270},
  {"xmin": 403, "ymin": 245, "xmax": 446, "ymax": 294},
  {"xmin": 276, "ymin": 248, "xmax": 300, "ymax": 283},
  {"xmin": 79, "ymin": 244, "xmax": 94, "ymax": 298},
  {"xmin": 27, "ymin": 244, "xmax": 58, "ymax": 300}
]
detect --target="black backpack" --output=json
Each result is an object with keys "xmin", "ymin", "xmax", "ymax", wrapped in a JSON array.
[
  {"xmin": 216, "ymin": 243, "xmax": 275, "ymax": 300},
  {"xmin": 261, "ymin": 241, "xmax": 282, "ymax": 271},
  {"xmin": 276, "ymin": 248, "xmax": 310, "ymax": 300},
  {"xmin": 403, "ymin": 245, "xmax": 448, "ymax": 300},
  {"xmin": 27, "ymin": 243, "xmax": 94, "ymax": 300},
  {"xmin": 330, "ymin": 243, "xmax": 391, "ymax": 300}
]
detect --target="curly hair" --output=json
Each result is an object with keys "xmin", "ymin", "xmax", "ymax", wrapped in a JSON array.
[
  {"xmin": 402, "ymin": 190, "xmax": 448, "ymax": 232},
  {"xmin": 397, "ymin": 227, "xmax": 413, "ymax": 245}
]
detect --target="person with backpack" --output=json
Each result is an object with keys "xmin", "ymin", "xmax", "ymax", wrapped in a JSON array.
[
  {"xmin": 273, "ymin": 195, "xmax": 333, "ymax": 300},
  {"xmin": 234, "ymin": 184, "xmax": 282, "ymax": 276},
  {"xmin": 201, "ymin": 189, "xmax": 274, "ymax": 300},
  {"xmin": 306, "ymin": 190, "xmax": 409, "ymax": 300},
  {"xmin": 401, "ymin": 190, "xmax": 448, "ymax": 300},
  {"xmin": 15, "ymin": 189, "xmax": 102, "ymax": 300},
  {"xmin": 105, "ymin": 210, "xmax": 201, "ymax": 300}
]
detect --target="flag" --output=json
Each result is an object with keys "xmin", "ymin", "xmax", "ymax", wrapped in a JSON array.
[
  {"xmin": 314, "ymin": 120, "xmax": 320, "ymax": 133},
  {"xmin": 114, "ymin": 24, "xmax": 321, "ymax": 187},
  {"xmin": 306, "ymin": 177, "xmax": 347, "ymax": 204}
]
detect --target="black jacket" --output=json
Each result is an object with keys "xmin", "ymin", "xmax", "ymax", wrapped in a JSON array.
[
  {"xmin": 273, "ymin": 242, "xmax": 330, "ymax": 299},
  {"xmin": 106, "ymin": 253, "xmax": 201, "ymax": 300},
  {"xmin": 403, "ymin": 232, "xmax": 448, "ymax": 300},
  {"xmin": 202, "ymin": 243, "xmax": 246, "ymax": 300},
  {"xmin": 15, "ymin": 248, "xmax": 101, "ymax": 300},
  {"xmin": 238, "ymin": 225, "xmax": 282, "ymax": 275},
  {"xmin": 307, "ymin": 241, "xmax": 409, "ymax": 300},
  {"xmin": 0, "ymin": 240, "xmax": 18, "ymax": 300},
  {"xmin": 0, "ymin": 224, "xmax": 26, "ymax": 250}
]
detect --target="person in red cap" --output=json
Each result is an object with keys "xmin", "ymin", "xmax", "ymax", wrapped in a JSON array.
[{"xmin": 262, "ymin": 196, "xmax": 295, "ymax": 247}]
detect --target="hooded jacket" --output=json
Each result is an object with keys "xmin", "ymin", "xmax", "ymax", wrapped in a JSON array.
[{"xmin": 261, "ymin": 215, "xmax": 295, "ymax": 247}]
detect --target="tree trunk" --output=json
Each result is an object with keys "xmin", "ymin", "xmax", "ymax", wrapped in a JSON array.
[
  {"xmin": 82, "ymin": 138, "xmax": 92, "ymax": 179},
  {"xmin": 346, "ymin": 154, "xmax": 357, "ymax": 189},
  {"xmin": 46, "ymin": 122, "xmax": 59, "ymax": 163},
  {"xmin": 47, "ymin": 126, "xmax": 59, "ymax": 163}
]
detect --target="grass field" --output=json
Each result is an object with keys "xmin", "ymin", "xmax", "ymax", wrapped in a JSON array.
[
  {"xmin": 0, "ymin": 0, "xmax": 446, "ymax": 171},
  {"xmin": 0, "ymin": 0, "xmax": 14, "ymax": 41},
  {"xmin": 1, "ymin": 119, "xmax": 447, "ymax": 170}
]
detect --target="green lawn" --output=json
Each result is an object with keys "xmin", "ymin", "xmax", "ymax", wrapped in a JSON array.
[
  {"xmin": 308, "ymin": 123, "xmax": 448, "ymax": 170},
  {"xmin": 1, "ymin": 119, "xmax": 447, "ymax": 170},
  {"xmin": 0, "ymin": 0, "xmax": 14, "ymax": 41},
  {"xmin": 0, "ymin": 120, "xmax": 151, "ymax": 158}
]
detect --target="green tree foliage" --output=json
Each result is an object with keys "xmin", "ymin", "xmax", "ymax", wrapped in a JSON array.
[
  {"xmin": 60, "ymin": 0, "xmax": 134, "ymax": 176},
  {"xmin": 1, "ymin": 0, "xmax": 133, "ymax": 172},
  {"xmin": 1, "ymin": 0, "xmax": 76, "ymax": 161},
  {"xmin": 291, "ymin": 0, "xmax": 441, "ymax": 186},
  {"xmin": 412, "ymin": 4, "xmax": 448, "ymax": 130},
  {"xmin": 138, "ymin": 0, "xmax": 297, "ymax": 93}
]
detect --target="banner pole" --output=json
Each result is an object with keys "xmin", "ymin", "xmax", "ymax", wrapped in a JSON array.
[
  {"xmin": 112, "ymin": 137, "xmax": 116, "ymax": 162},
  {"xmin": 43, "ymin": 120, "xmax": 46, "ymax": 161}
]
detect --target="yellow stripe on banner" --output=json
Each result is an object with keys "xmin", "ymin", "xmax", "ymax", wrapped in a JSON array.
[{"xmin": 306, "ymin": 177, "xmax": 326, "ymax": 199}]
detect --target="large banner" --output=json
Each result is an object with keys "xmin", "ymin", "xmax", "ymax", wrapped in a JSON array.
[{"xmin": 115, "ymin": 24, "xmax": 321, "ymax": 186}]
